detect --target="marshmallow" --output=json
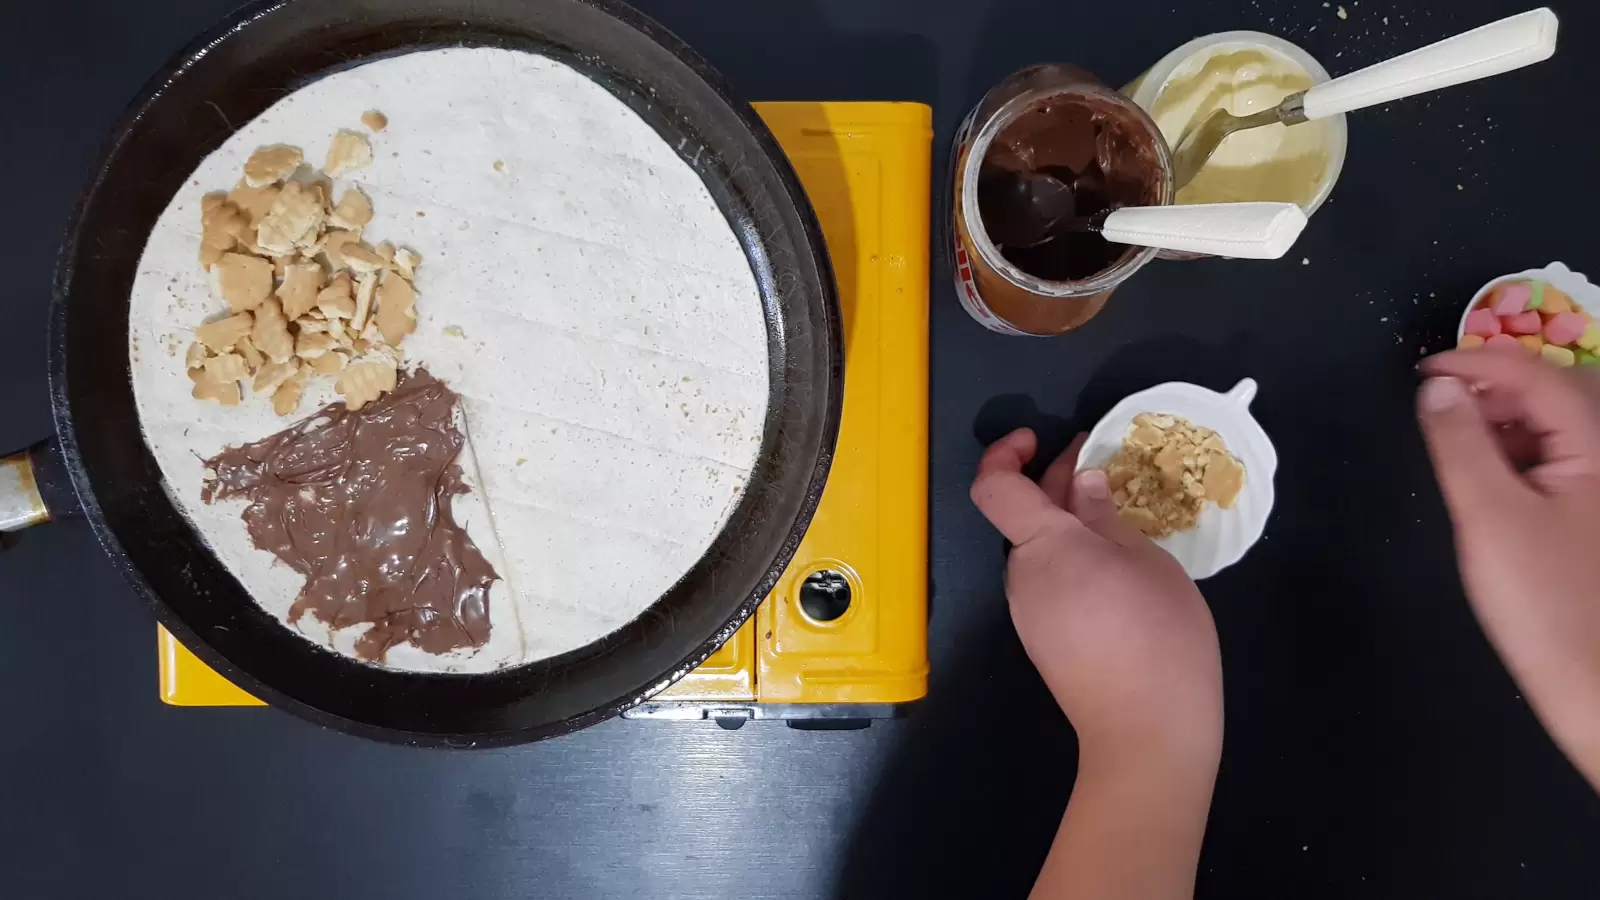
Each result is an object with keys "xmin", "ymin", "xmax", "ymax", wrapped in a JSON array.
[
  {"xmin": 1543, "ymin": 311, "xmax": 1587, "ymax": 347},
  {"xmin": 1492, "ymin": 282, "xmax": 1532, "ymax": 316},
  {"xmin": 1505, "ymin": 311, "xmax": 1544, "ymax": 335},
  {"xmin": 1541, "ymin": 344, "xmax": 1576, "ymax": 367},
  {"xmin": 1464, "ymin": 308, "xmax": 1502, "ymax": 337}
]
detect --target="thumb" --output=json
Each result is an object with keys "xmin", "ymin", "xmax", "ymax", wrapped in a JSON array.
[
  {"xmin": 1066, "ymin": 469, "xmax": 1146, "ymax": 548},
  {"xmin": 1418, "ymin": 376, "xmax": 1528, "ymax": 520}
]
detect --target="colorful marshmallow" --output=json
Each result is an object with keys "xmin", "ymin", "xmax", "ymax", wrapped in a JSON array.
[
  {"xmin": 1578, "ymin": 323, "xmax": 1600, "ymax": 352},
  {"xmin": 1492, "ymin": 282, "xmax": 1533, "ymax": 316},
  {"xmin": 1463, "ymin": 308, "xmax": 1502, "ymax": 337},
  {"xmin": 1541, "ymin": 345, "xmax": 1576, "ymax": 367},
  {"xmin": 1462, "ymin": 279, "xmax": 1596, "ymax": 367},
  {"xmin": 1527, "ymin": 281, "xmax": 1545, "ymax": 309},
  {"xmin": 1540, "ymin": 284, "xmax": 1575, "ymax": 315},
  {"xmin": 1505, "ymin": 310, "xmax": 1544, "ymax": 335},
  {"xmin": 1543, "ymin": 311, "xmax": 1588, "ymax": 347}
]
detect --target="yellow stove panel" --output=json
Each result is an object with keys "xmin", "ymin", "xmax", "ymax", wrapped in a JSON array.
[{"xmin": 157, "ymin": 101, "xmax": 931, "ymax": 711}]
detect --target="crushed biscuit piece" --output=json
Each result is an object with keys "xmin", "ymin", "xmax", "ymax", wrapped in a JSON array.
[
  {"xmin": 329, "ymin": 187, "xmax": 373, "ymax": 230},
  {"xmin": 272, "ymin": 370, "xmax": 307, "ymax": 416},
  {"xmin": 341, "ymin": 243, "xmax": 386, "ymax": 276},
  {"xmin": 1101, "ymin": 413, "xmax": 1246, "ymax": 539},
  {"xmin": 392, "ymin": 246, "xmax": 420, "ymax": 281},
  {"xmin": 320, "ymin": 230, "xmax": 362, "ymax": 270},
  {"xmin": 194, "ymin": 311, "xmax": 254, "ymax": 351},
  {"xmin": 235, "ymin": 335, "xmax": 264, "ymax": 372},
  {"xmin": 296, "ymin": 317, "xmax": 328, "ymax": 334},
  {"xmin": 360, "ymin": 110, "xmax": 388, "ymax": 132},
  {"xmin": 253, "ymin": 359, "xmax": 299, "ymax": 395},
  {"xmin": 375, "ymin": 241, "xmax": 394, "ymax": 263},
  {"xmin": 310, "ymin": 350, "xmax": 348, "ymax": 375},
  {"xmin": 184, "ymin": 341, "xmax": 210, "ymax": 370},
  {"xmin": 351, "ymin": 272, "xmax": 377, "ymax": 332},
  {"xmin": 306, "ymin": 176, "xmax": 334, "ymax": 215},
  {"xmin": 324, "ymin": 130, "xmax": 373, "ymax": 177},
  {"xmin": 277, "ymin": 261, "xmax": 323, "ymax": 320},
  {"xmin": 1118, "ymin": 505, "xmax": 1163, "ymax": 536},
  {"xmin": 211, "ymin": 252, "xmax": 273, "ymax": 312},
  {"xmin": 204, "ymin": 352, "xmax": 250, "ymax": 384},
  {"xmin": 199, "ymin": 196, "xmax": 246, "ymax": 268},
  {"xmin": 316, "ymin": 273, "xmax": 356, "ymax": 318},
  {"xmin": 251, "ymin": 297, "xmax": 295, "ymax": 364},
  {"xmin": 375, "ymin": 271, "xmax": 417, "ymax": 346},
  {"xmin": 192, "ymin": 376, "xmax": 241, "ymax": 407},
  {"xmin": 1202, "ymin": 455, "xmax": 1245, "ymax": 509},
  {"xmin": 256, "ymin": 181, "xmax": 326, "ymax": 255},
  {"xmin": 242, "ymin": 145, "xmax": 303, "ymax": 188},
  {"xmin": 228, "ymin": 182, "xmax": 280, "ymax": 228},
  {"xmin": 335, "ymin": 357, "xmax": 398, "ymax": 410},
  {"xmin": 295, "ymin": 331, "xmax": 338, "ymax": 359}
]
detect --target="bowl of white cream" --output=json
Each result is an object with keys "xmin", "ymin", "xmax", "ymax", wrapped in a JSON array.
[{"xmin": 1127, "ymin": 32, "xmax": 1346, "ymax": 227}]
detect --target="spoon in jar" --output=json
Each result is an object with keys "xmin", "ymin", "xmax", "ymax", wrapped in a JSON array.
[
  {"xmin": 1171, "ymin": 8, "xmax": 1559, "ymax": 190},
  {"xmin": 983, "ymin": 173, "xmax": 1309, "ymax": 260}
]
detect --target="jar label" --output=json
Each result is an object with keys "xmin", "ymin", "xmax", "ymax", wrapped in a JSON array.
[{"xmin": 952, "ymin": 240, "xmax": 1028, "ymax": 336}]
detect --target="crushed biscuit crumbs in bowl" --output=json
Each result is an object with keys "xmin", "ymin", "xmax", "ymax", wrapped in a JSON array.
[{"xmin": 1075, "ymin": 378, "xmax": 1276, "ymax": 580}]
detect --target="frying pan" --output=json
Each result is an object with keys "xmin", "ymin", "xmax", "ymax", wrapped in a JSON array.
[{"xmin": 0, "ymin": 0, "xmax": 841, "ymax": 746}]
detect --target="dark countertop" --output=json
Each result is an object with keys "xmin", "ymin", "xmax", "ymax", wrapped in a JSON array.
[{"xmin": 4, "ymin": 1, "xmax": 1600, "ymax": 897}]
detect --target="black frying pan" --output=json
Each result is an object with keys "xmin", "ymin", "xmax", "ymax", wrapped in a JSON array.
[{"xmin": 1, "ymin": 0, "xmax": 841, "ymax": 746}]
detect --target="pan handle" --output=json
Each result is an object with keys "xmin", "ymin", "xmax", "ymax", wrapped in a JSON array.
[{"xmin": 2, "ymin": 442, "xmax": 57, "ymax": 538}]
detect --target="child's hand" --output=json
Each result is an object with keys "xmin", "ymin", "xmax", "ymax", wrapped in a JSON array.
[
  {"xmin": 970, "ymin": 428, "xmax": 1223, "ymax": 761},
  {"xmin": 1419, "ymin": 351, "xmax": 1600, "ymax": 790}
]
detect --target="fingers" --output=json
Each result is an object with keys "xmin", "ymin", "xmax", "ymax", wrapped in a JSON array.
[
  {"xmin": 1040, "ymin": 433, "xmax": 1086, "ymax": 508},
  {"xmin": 1421, "ymin": 350, "xmax": 1600, "ymax": 463},
  {"xmin": 975, "ymin": 426, "xmax": 1037, "ymax": 478},
  {"xmin": 971, "ymin": 429, "xmax": 1075, "ymax": 545},
  {"xmin": 1417, "ymin": 375, "xmax": 1529, "ymax": 520},
  {"xmin": 1496, "ymin": 421, "xmax": 1543, "ymax": 472},
  {"xmin": 1036, "ymin": 431, "xmax": 1148, "ymax": 548},
  {"xmin": 1066, "ymin": 468, "xmax": 1148, "ymax": 548}
]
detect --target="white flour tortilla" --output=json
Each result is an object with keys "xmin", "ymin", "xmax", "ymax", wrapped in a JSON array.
[{"xmin": 128, "ymin": 47, "xmax": 770, "ymax": 673}]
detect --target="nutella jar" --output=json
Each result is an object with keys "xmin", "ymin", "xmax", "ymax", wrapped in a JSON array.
[{"xmin": 950, "ymin": 65, "xmax": 1173, "ymax": 336}]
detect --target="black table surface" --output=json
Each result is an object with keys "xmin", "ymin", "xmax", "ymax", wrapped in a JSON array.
[{"xmin": 4, "ymin": 0, "xmax": 1600, "ymax": 897}]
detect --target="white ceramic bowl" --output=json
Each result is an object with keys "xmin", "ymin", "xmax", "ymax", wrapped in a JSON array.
[
  {"xmin": 1456, "ymin": 261, "xmax": 1600, "ymax": 343},
  {"xmin": 1076, "ymin": 378, "xmax": 1276, "ymax": 580},
  {"xmin": 1126, "ymin": 30, "xmax": 1348, "ymax": 220}
]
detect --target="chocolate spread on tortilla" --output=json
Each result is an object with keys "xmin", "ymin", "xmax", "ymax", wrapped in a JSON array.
[{"xmin": 202, "ymin": 369, "xmax": 499, "ymax": 662}]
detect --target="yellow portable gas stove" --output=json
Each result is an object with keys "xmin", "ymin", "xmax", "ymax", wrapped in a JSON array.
[{"xmin": 157, "ymin": 101, "xmax": 932, "ymax": 728}]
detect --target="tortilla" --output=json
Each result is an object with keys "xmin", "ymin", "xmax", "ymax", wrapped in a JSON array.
[{"xmin": 127, "ymin": 47, "xmax": 769, "ymax": 672}]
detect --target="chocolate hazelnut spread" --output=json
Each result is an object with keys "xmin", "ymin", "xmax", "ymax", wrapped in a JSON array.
[
  {"xmin": 951, "ymin": 65, "xmax": 1172, "ymax": 336},
  {"xmin": 203, "ymin": 368, "xmax": 499, "ymax": 662},
  {"xmin": 977, "ymin": 95, "xmax": 1162, "ymax": 281}
]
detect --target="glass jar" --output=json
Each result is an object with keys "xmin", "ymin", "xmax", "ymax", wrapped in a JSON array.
[{"xmin": 949, "ymin": 64, "xmax": 1174, "ymax": 336}]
